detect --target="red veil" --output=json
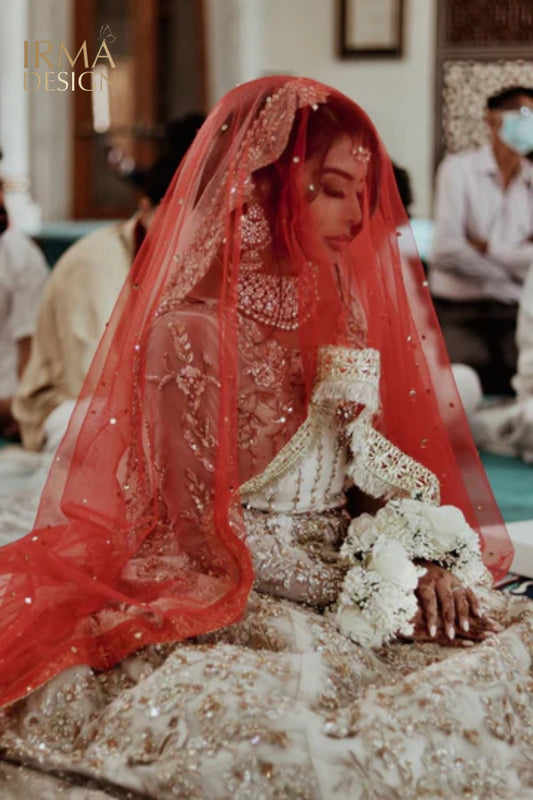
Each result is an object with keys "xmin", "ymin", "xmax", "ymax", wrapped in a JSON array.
[{"xmin": 0, "ymin": 77, "xmax": 512, "ymax": 705}]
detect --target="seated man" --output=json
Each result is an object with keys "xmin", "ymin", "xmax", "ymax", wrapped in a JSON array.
[
  {"xmin": 429, "ymin": 85, "xmax": 533, "ymax": 395},
  {"xmin": 464, "ymin": 260, "xmax": 533, "ymax": 462},
  {"xmin": 13, "ymin": 115, "xmax": 204, "ymax": 453},
  {"xmin": 0, "ymin": 177, "xmax": 48, "ymax": 437}
]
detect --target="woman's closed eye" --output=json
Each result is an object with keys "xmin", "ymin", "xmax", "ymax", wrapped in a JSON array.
[
  {"xmin": 321, "ymin": 182, "xmax": 364, "ymax": 203},
  {"xmin": 321, "ymin": 181, "xmax": 346, "ymax": 198}
]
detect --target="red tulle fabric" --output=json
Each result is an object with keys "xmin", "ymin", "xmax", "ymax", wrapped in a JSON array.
[{"xmin": 0, "ymin": 77, "xmax": 512, "ymax": 705}]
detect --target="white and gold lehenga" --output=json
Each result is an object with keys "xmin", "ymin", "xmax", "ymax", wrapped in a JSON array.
[{"xmin": 0, "ymin": 309, "xmax": 531, "ymax": 800}]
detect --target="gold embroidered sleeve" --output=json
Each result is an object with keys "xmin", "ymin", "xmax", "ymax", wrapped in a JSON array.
[
  {"xmin": 242, "ymin": 508, "xmax": 350, "ymax": 608},
  {"xmin": 145, "ymin": 306, "xmax": 221, "ymax": 526},
  {"xmin": 313, "ymin": 346, "xmax": 441, "ymax": 504},
  {"xmin": 313, "ymin": 347, "xmax": 441, "ymax": 504}
]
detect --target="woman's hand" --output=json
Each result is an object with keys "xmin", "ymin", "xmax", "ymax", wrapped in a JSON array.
[{"xmin": 408, "ymin": 562, "xmax": 500, "ymax": 646}]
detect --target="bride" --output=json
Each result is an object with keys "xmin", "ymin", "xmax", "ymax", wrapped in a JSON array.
[{"xmin": 0, "ymin": 77, "xmax": 530, "ymax": 799}]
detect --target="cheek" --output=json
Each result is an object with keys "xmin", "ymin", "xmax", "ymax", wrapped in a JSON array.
[
  {"xmin": 307, "ymin": 197, "xmax": 332, "ymax": 233},
  {"xmin": 299, "ymin": 198, "xmax": 332, "ymax": 262}
]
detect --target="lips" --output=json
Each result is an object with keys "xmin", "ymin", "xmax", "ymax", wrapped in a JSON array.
[{"xmin": 324, "ymin": 235, "xmax": 353, "ymax": 250}]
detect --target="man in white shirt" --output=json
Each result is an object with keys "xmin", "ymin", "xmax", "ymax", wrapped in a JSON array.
[
  {"xmin": 429, "ymin": 85, "xmax": 533, "ymax": 395},
  {"xmin": 0, "ymin": 177, "xmax": 48, "ymax": 436},
  {"xmin": 12, "ymin": 157, "xmax": 172, "ymax": 452},
  {"xmin": 453, "ymin": 261, "xmax": 533, "ymax": 463},
  {"xmin": 13, "ymin": 114, "xmax": 205, "ymax": 452}
]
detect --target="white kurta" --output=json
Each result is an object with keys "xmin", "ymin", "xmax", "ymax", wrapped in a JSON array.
[
  {"xmin": 12, "ymin": 217, "xmax": 136, "ymax": 451},
  {"xmin": 0, "ymin": 228, "xmax": 48, "ymax": 397}
]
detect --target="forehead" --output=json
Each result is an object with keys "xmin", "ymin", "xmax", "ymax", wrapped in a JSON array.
[
  {"xmin": 499, "ymin": 94, "xmax": 533, "ymax": 111},
  {"xmin": 322, "ymin": 135, "xmax": 369, "ymax": 179}
]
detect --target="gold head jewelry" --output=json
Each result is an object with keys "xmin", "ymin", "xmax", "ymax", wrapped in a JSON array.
[{"xmin": 351, "ymin": 144, "xmax": 371, "ymax": 164}]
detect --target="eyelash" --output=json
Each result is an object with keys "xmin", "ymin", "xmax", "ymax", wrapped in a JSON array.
[
  {"xmin": 322, "ymin": 186, "xmax": 345, "ymax": 198},
  {"xmin": 321, "ymin": 184, "xmax": 364, "ymax": 202}
]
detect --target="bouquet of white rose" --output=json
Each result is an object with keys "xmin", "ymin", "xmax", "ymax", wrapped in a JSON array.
[{"xmin": 335, "ymin": 499, "xmax": 485, "ymax": 648}]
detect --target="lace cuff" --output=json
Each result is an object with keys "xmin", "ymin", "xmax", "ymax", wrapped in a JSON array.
[{"xmin": 346, "ymin": 418, "xmax": 441, "ymax": 504}]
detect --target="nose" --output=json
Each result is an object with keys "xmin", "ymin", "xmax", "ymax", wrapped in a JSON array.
[{"xmin": 345, "ymin": 194, "xmax": 362, "ymax": 227}]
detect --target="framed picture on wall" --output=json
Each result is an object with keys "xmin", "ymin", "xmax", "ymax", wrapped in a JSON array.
[{"xmin": 339, "ymin": 0, "xmax": 404, "ymax": 58}]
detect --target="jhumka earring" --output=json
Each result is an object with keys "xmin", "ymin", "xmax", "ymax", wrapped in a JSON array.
[{"xmin": 239, "ymin": 202, "xmax": 272, "ymax": 273}]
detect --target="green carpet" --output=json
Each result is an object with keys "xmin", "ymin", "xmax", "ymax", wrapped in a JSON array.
[{"xmin": 480, "ymin": 452, "xmax": 533, "ymax": 523}]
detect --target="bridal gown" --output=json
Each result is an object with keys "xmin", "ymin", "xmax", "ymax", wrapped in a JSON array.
[{"xmin": 0, "ymin": 307, "xmax": 531, "ymax": 799}]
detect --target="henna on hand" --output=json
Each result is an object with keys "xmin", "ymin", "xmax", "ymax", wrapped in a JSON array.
[{"xmin": 408, "ymin": 562, "xmax": 499, "ymax": 645}]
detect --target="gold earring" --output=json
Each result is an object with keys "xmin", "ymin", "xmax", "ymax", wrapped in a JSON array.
[{"xmin": 240, "ymin": 202, "xmax": 272, "ymax": 273}]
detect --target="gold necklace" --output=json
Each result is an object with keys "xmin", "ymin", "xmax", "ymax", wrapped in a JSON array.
[{"xmin": 237, "ymin": 270, "xmax": 317, "ymax": 330}]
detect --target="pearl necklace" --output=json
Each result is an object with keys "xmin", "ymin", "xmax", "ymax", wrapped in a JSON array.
[{"xmin": 237, "ymin": 270, "xmax": 317, "ymax": 331}]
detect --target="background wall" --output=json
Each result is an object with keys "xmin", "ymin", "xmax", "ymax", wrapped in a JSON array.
[
  {"xmin": 259, "ymin": 0, "xmax": 437, "ymax": 217},
  {"xmin": 23, "ymin": 0, "xmax": 438, "ymax": 221}
]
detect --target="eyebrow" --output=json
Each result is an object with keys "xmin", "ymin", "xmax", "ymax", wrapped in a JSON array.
[{"xmin": 321, "ymin": 167, "xmax": 357, "ymax": 181}]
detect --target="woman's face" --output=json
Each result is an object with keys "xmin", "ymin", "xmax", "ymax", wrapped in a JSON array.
[{"xmin": 303, "ymin": 134, "xmax": 369, "ymax": 260}]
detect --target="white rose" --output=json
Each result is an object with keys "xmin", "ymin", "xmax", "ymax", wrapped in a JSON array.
[
  {"xmin": 345, "ymin": 513, "xmax": 379, "ymax": 553},
  {"xmin": 416, "ymin": 504, "xmax": 466, "ymax": 552},
  {"xmin": 367, "ymin": 537, "xmax": 419, "ymax": 590},
  {"xmin": 374, "ymin": 505, "xmax": 405, "ymax": 537},
  {"xmin": 349, "ymin": 513, "xmax": 378, "ymax": 539},
  {"xmin": 337, "ymin": 604, "xmax": 383, "ymax": 648}
]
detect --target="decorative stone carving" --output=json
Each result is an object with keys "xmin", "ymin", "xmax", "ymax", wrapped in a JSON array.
[{"xmin": 441, "ymin": 59, "xmax": 533, "ymax": 153}]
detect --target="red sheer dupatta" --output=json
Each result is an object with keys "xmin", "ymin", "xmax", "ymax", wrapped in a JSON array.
[
  {"xmin": 0, "ymin": 97, "xmax": 256, "ymax": 703},
  {"xmin": 347, "ymin": 168, "xmax": 511, "ymax": 578},
  {"xmin": 0, "ymin": 77, "xmax": 512, "ymax": 706}
]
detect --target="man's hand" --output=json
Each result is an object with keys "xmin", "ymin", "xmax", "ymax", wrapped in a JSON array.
[
  {"xmin": 0, "ymin": 397, "xmax": 19, "ymax": 437},
  {"xmin": 467, "ymin": 236, "xmax": 488, "ymax": 254}
]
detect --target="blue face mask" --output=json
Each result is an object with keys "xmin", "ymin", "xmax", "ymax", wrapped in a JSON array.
[{"xmin": 498, "ymin": 106, "xmax": 533, "ymax": 155}]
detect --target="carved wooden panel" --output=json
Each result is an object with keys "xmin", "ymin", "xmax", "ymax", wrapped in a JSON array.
[
  {"xmin": 444, "ymin": 1, "xmax": 533, "ymax": 46},
  {"xmin": 441, "ymin": 59, "xmax": 533, "ymax": 153},
  {"xmin": 72, "ymin": 0, "xmax": 206, "ymax": 219}
]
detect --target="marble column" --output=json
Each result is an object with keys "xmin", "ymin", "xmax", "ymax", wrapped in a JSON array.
[
  {"xmin": 0, "ymin": 0, "xmax": 42, "ymax": 232},
  {"xmin": 204, "ymin": 0, "xmax": 265, "ymax": 107},
  {"xmin": 26, "ymin": 0, "xmax": 73, "ymax": 222}
]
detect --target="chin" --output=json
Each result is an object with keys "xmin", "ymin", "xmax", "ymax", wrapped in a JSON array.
[{"xmin": 310, "ymin": 245, "xmax": 335, "ymax": 264}]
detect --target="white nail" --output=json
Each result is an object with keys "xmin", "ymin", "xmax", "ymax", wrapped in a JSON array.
[
  {"xmin": 429, "ymin": 624, "xmax": 437, "ymax": 638},
  {"xmin": 461, "ymin": 620, "xmax": 469, "ymax": 632},
  {"xmin": 447, "ymin": 626, "xmax": 455, "ymax": 640}
]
